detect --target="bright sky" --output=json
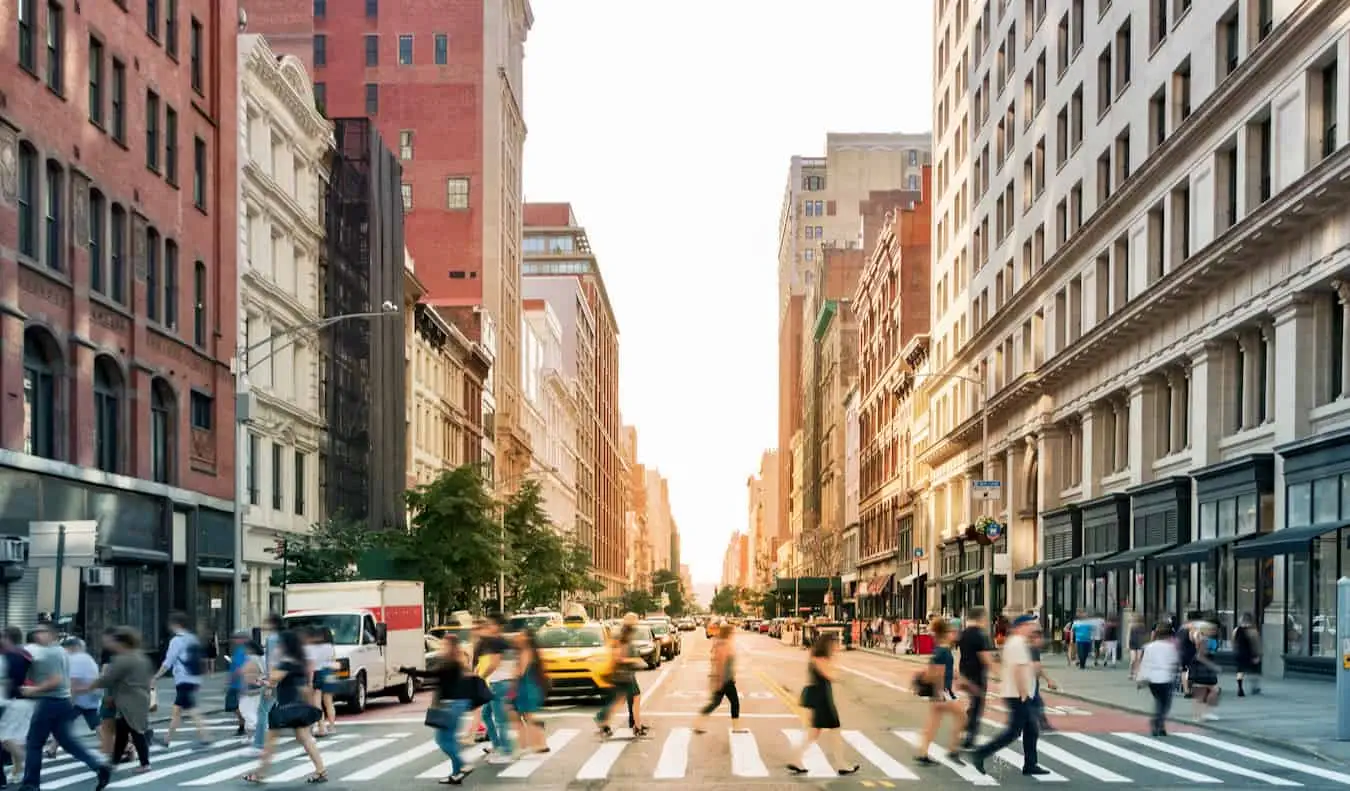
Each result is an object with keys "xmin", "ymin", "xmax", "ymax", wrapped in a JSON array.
[{"xmin": 522, "ymin": 0, "xmax": 934, "ymax": 585}]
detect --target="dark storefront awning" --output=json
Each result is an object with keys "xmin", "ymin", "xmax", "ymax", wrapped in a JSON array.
[
  {"xmin": 1152, "ymin": 534, "xmax": 1255, "ymax": 566},
  {"xmin": 1014, "ymin": 558, "xmax": 1068, "ymax": 581},
  {"xmin": 1095, "ymin": 544, "xmax": 1177, "ymax": 572},
  {"xmin": 864, "ymin": 574, "xmax": 894, "ymax": 596},
  {"xmin": 1233, "ymin": 522, "xmax": 1350, "ymax": 559},
  {"xmin": 1048, "ymin": 551, "xmax": 1119, "ymax": 574},
  {"xmin": 938, "ymin": 568, "xmax": 982, "ymax": 584}
]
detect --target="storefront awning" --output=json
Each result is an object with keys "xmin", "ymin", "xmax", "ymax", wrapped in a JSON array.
[
  {"xmin": 940, "ymin": 568, "xmax": 983, "ymax": 584},
  {"xmin": 1152, "ymin": 533, "xmax": 1255, "ymax": 565},
  {"xmin": 864, "ymin": 574, "xmax": 894, "ymax": 596},
  {"xmin": 1048, "ymin": 551, "xmax": 1119, "ymax": 574},
  {"xmin": 1232, "ymin": 521, "xmax": 1350, "ymax": 559},
  {"xmin": 1094, "ymin": 543, "xmax": 1177, "ymax": 572},
  {"xmin": 1013, "ymin": 558, "xmax": 1068, "ymax": 580},
  {"xmin": 899, "ymin": 572, "xmax": 920, "ymax": 587}
]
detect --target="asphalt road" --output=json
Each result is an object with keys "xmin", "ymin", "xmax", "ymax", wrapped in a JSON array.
[{"xmin": 32, "ymin": 629, "xmax": 1350, "ymax": 789}]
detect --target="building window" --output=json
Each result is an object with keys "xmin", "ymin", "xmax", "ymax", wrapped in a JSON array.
[
  {"xmin": 272, "ymin": 442, "xmax": 284, "ymax": 510},
  {"xmin": 399, "ymin": 130, "xmax": 413, "ymax": 159},
  {"xmin": 146, "ymin": 0, "xmax": 159, "ymax": 38},
  {"xmin": 366, "ymin": 0, "xmax": 377, "ymax": 17},
  {"xmin": 93, "ymin": 356, "xmax": 122, "ymax": 473},
  {"xmin": 247, "ymin": 433, "xmax": 260, "ymax": 505},
  {"xmin": 295, "ymin": 451, "xmax": 307, "ymax": 516},
  {"xmin": 398, "ymin": 34, "xmax": 412, "ymax": 65},
  {"xmin": 189, "ymin": 17, "xmax": 203, "ymax": 94},
  {"xmin": 165, "ymin": 105, "xmax": 178, "ymax": 184},
  {"xmin": 434, "ymin": 33, "xmax": 448, "ymax": 65},
  {"xmin": 164, "ymin": 239, "xmax": 178, "ymax": 329},
  {"xmin": 365, "ymin": 35, "xmax": 378, "ymax": 66},
  {"xmin": 17, "ymin": 0, "xmax": 36, "ymax": 72},
  {"xmin": 314, "ymin": 35, "xmax": 326, "ymax": 67},
  {"xmin": 17, "ymin": 143, "xmax": 38, "ymax": 260},
  {"xmin": 314, "ymin": 82, "xmax": 326, "ymax": 112},
  {"xmin": 1321, "ymin": 58, "xmax": 1338, "ymax": 158},
  {"xmin": 110, "ymin": 204, "xmax": 127, "ymax": 303},
  {"xmin": 111, "ymin": 59, "xmax": 126, "ymax": 143},
  {"xmin": 165, "ymin": 0, "xmax": 178, "ymax": 57},
  {"xmin": 22, "ymin": 330, "xmax": 58, "ymax": 460},
  {"xmin": 193, "ymin": 136, "xmax": 207, "ymax": 210},
  {"xmin": 365, "ymin": 83, "xmax": 378, "ymax": 114},
  {"xmin": 193, "ymin": 260, "xmax": 207, "ymax": 346},
  {"xmin": 146, "ymin": 228, "xmax": 160, "ymax": 320},
  {"xmin": 401, "ymin": 183, "xmax": 412, "ymax": 211},
  {"xmin": 46, "ymin": 2, "xmax": 63, "ymax": 94},
  {"xmin": 314, "ymin": 0, "xmax": 325, "ymax": 17},
  {"xmin": 189, "ymin": 390, "xmax": 212, "ymax": 430},
  {"xmin": 146, "ymin": 89, "xmax": 160, "ymax": 171},
  {"xmin": 150, "ymin": 379, "xmax": 173, "ymax": 483},
  {"xmin": 89, "ymin": 189, "xmax": 105, "ymax": 293},
  {"xmin": 45, "ymin": 160, "xmax": 63, "ymax": 271},
  {"xmin": 446, "ymin": 177, "xmax": 469, "ymax": 210},
  {"xmin": 802, "ymin": 175, "xmax": 825, "ymax": 191},
  {"xmin": 89, "ymin": 38, "xmax": 104, "ymax": 125}
]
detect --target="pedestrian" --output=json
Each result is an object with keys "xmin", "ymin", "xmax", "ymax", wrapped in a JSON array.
[
  {"xmin": 401, "ymin": 635, "xmax": 480, "ymax": 785},
  {"xmin": 465, "ymin": 620, "xmax": 489, "ymax": 746},
  {"xmin": 787, "ymin": 632, "xmax": 858, "ymax": 776},
  {"xmin": 305, "ymin": 628, "xmax": 337, "ymax": 737},
  {"xmin": 151, "ymin": 611, "xmax": 208, "ymax": 748},
  {"xmin": 693, "ymin": 623, "xmax": 743, "ymax": 734},
  {"xmin": 1102, "ymin": 616, "xmax": 1120, "ymax": 667},
  {"xmin": 94, "ymin": 628, "xmax": 118, "ymax": 758},
  {"xmin": 254, "ymin": 614, "xmax": 283, "ymax": 751},
  {"xmin": 1029, "ymin": 626, "xmax": 1058, "ymax": 733},
  {"xmin": 1187, "ymin": 623, "xmax": 1222, "ymax": 722},
  {"xmin": 911, "ymin": 617, "xmax": 963, "ymax": 766},
  {"xmin": 19, "ymin": 620, "xmax": 113, "ymax": 791},
  {"xmin": 226, "ymin": 632, "xmax": 249, "ymax": 737},
  {"xmin": 1071, "ymin": 611, "xmax": 1093, "ymax": 670},
  {"xmin": 594, "ymin": 614, "xmax": 647, "ymax": 738},
  {"xmin": 966, "ymin": 615, "xmax": 1048, "ymax": 777},
  {"xmin": 92, "ymin": 627, "xmax": 154, "ymax": 771},
  {"xmin": 512, "ymin": 630, "xmax": 549, "ymax": 754},
  {"xmin": 243, "ymin": 629, "xmax": 326, "ymax": 784},
  {"xmin": 1127, "ymin": 614, "xmax": 1148, "ymax": 680},
  {"xmin": 1233, "ymin": 614, "xmax": 1262, "ymax": 697},
  {"xmin": 955, "ymin": 607, "xmax": 995, "ymax": 750},
  {"xmin": 45, "ymin": 638, "xmax": 101, "ymax": 759},
  {"xmin": 476, "ymin": 614, "xmax": 517, "ymax": 763},
  {"xmin": 1137, "ymin": 624, "xmax": 1180, "ymax": 737},
  {"xmin": 236, "ymin": 641, "xmax": 265, "ymax": 741},
  {"xmin": 0, "ymin": 627, "xmax": 34, "ymax": 783}
]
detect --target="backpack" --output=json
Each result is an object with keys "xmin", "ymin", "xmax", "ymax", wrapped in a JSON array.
[{"xmin": 180, "ymin": 635, "xmax": 204, "ymax": 676}]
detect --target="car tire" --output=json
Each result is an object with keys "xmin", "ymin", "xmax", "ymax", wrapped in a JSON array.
[
  {"xmin": 348, "ymin": 673, "xmax": 368, "ymax": 713},
  {"xmin": 397, "ymin": 673, "xmax": 415, "ymax": 703}
]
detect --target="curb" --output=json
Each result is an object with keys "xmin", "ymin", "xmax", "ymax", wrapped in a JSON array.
[{"xmin": 853, "ymin": 646, "xmax": 1344, "ymax": 765}]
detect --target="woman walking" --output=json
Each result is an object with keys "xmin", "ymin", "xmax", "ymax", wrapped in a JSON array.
[
  {"xmin": 911, "ymin": 618, "xmax": 963, "ymax": 766},
  {"xmin": 693, "ymin": 623, "xmax": 743, "ymax": 734},
  {"xmin": 512, "ymin": 630, "xmax": 549, "ymax": 753},
  {"xmin": 1127, "ymin": 615, "xmax": 1148, "ymax": 680},
  {"xmin": 595, "ymin": 616, "xmax": 647, "ymax": 738},
  {"xmin": 402, "ymin": 635, "xmax": 479, "ymax": 785},
  {"xmin": 236, "ymin": 640, "xmax": 265, "ymax": 742},
  {"xmin": 93, "ymin": 627, "xmax": 155, "ymax": 771},
  {"xmin": 244, "ymin": 630, "xmax": 326, "ymax": 784},
  {"xmin": 1136, "ymin": 624, "xmax": 1180, "ymax": 737},
  {"xmin": 1187, "ymin": 623, "xmax": 1222, "ymax": 722},
  {"xmin": 788, "ymin": 633, "xmax": 858, "ymax": 777},
  {"xmin": 0, "ymin": 626, "xmax": 34, "ymax": 782},
  {"xmin": 306, "ymin": 628, "xmax": 338, "ymax": 737},
  {"xmin": 1233, "ymin": 614, "xmax": 1262, "ymax": 696}
]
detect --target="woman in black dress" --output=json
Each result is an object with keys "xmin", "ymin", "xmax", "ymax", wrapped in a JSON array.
[
  {"xmin": 788, "ymin": 633, "xmax": 858, "ymax": 777},
  {"xmin": 244, "ymin": 630, "xmax": 326, "ymax": 784}
]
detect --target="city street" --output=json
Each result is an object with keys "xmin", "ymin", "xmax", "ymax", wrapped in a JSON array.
[{"xmin": 35, "ymin": 630, "xmax": 1350, "ymax": 789}]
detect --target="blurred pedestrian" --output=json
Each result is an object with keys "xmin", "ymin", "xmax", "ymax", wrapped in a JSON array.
[
  {"xmin": 254, "ymin": 614, "xmax": 282, "ymax": 751},
  {"xmin": 1137, "ymin": 624, "xmax": 1179, "ymax": 737},
  {"xmin": 151, "ymin": 612, "xmax": 208, "ymax": 748},
  {"xmin": 693, "ymin": 623, "xmax": 743, "ymax": 734},
  {"xmin": 1233, "ymin": 614, "xmax": 1262, "ymax": 697},
  {"xmin": 0, "ymin": 626, "xmax": 34, "ymax": 782},
  {"xmin": 243, "ymin": 629, "xmax": 325, "ymax": 783},
  {"xmin": 911, "ymin": 617, "xmax": 963, "ymax": 766},
  {"xmin": 44, "ymin": 637, "xmax": 101, "ymax": 759},
  {"xmin": 595, "ymin": 614, "xmax": 647, "ymax": 739},
  {"xmin": 93, "ymin": 627, "xmax": 154, "ymax": 771},
  {"xmin": 967, "ymin": 615, "xmax": 1047, "ymax": 777},
  {"xmin": 955, "ymin": 607, "xmax": 994, "ymax": 750},
  {"xmin": 402, "ymin": 634, "xmax": 479, "ymax": 785},
  {"xmin": 788, "ymin": 632, "xmax": 857, "ymax": 776},
  {"xmin": 305, "ymin": 628, "xmax": 337, "ymax": 737},
  {"xmin": 512, "ymin": 630, "xmax": 548, "ymax": 753},
  {"xmin": 20, "ymin": 621, "xmax": 112, "ymax": 791}
]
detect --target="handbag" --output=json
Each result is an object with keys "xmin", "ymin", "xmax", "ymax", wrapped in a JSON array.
[
  {"xmin": 424, "ymin": 701, "xmax": 458, "ymax": 730},
  {"xmin": 468, "ymin": 676, "xmax": 492, "ymax": 710},
  {"xmin": 148, "ymin": 687, "xmax": 158, "ymax": 713},
  {"xmin": 269, "ymin": 702, "xmax": 322, "ymax": 729}
]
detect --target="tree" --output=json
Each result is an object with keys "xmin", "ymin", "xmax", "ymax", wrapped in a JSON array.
[
  {"xmin": 620, "ymin": 588, "xmax": 657, "ymax": 615},
  {"xmin": 503, "ymin": 480, "xmax": 602, "ymax": 611},
  {"xmin": 273, "ymin": 516, "xmax": 378, "ymax": 586},
  {"xmin": 710, "ymin": 585, "xmax": 740, "ymax": 616},
  {"xmin": 650, "ymin": 568, "xmax": 686, "ymax": 616},
  {"xmin": 399, "ymin": 464, "xmax": 501, "ymax": 619}
]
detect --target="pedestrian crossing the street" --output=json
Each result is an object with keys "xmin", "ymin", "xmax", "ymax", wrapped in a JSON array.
[{"xmin": 30, "ymin": 724, "xmax": 1350, "ymax": 786}]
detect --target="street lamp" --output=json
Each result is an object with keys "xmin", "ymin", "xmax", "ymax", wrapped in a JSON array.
[{"xmin": 231, "ymin": 301, "xmax": 401, "ymax": 630}]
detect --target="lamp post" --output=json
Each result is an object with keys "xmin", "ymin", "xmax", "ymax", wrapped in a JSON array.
[{"xmin": 232, "ymin": 302, "xmax": 401, "ymax": 631}]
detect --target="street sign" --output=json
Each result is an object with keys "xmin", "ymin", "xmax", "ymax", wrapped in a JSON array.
[
  {"xmin": 28, "ymin": 521, "xmax": 97, "ymax": 567},
  {"xmin": 971, "ymin": 480, "xmax": 1003, "ymax": 501}
]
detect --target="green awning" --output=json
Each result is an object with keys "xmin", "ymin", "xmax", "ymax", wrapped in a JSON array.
[
  {"xmin": 1152, "ymin": 534, "xmax": 1256, "ymax": 565},
  {"xmin": 773, "ymin": 577, "xmax": 840, "ymax": 594},
  {"xmin": 1232, "ymin": 522, "xmax": 1349, "ymax": 559},
  {"xmin": 1095, "ymin": 544, "xmax": 1176, "ymax": 572},
  {"xmin": 1048, "ymin": 551, "xmax": 1120, "ymax": 574},
  {"xmin": 1014, "ymin": 558, "xmax": 1068, "ymax": 581}
]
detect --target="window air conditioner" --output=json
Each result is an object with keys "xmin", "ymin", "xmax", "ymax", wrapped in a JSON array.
[{"xmin": 0, "ymin": 539, "xmax": 25, "ymax": 564}]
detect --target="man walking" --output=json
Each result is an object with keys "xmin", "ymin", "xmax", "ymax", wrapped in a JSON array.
[
  {"xmin": 476, "ymin": 614, "xmax": 516, "ymax": 764},
  {"xmin": 967, "ymin": 615, "xmax": 1048, "ymax": 777},
  {"xmin": 955, "ymin": 608, "xmax": 995, "ymax": 749},
  {"xmin": 18, "ymin": 622, "xmax": 112, "ymax": 791},
  {"xmin": 253, "ymin": 614, "xmax": 282, "ymax": 751},
  {"xmin": 151, "ymin": 612, "xmax": 208, "ymax": 748}
]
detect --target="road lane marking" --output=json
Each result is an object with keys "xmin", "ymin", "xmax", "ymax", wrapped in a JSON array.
[
  {"xmin": 1031, "ymin": 738, "xmax": 1132, "ymax": 782},
  {"xmin": 105, "ymin": 746, "xmax": 262, "ymax": 788},
  {"xmin": 644, "ymin": 711, "xmax": 799, "ymax": 718},
  {"xmin": 783, "ymin": 728, "xmax": 835, "ymax": 778},
  {"xmin": 993, "ymin": 747, "xmax": 1068, "ymax": 781},
  {"xmin": 838, "ymin": 664, "xmax": 912, "ymax": 695},
  {"xmin": 44, "ymin": 743, "xmax": 188, "ymax": 777},
  {"xmin": 654, "ymin": 727, "xmax": 691, "ymax": 778},
  {"xmin": 576, "ymin": 740, "xmax": 628, "ymax": 780},
  {"xmin": 344, "ymin": 739, "xmax": 440, "ymax": 780},
  {"xmin": 1057, "ymin": 732, "xmax": 1221, "ymax": 783},
  {"xmin": 497, "ymin": 728, "xmax": 578, "ymax": 778},
  {"xmin": 415, "ymin": 743, "xmax": 490, "ymax": 778},
  {"xmin": 266, "ymin": 736, "xmax": 403, "ymax": 783},
  {"xmin": 1116, "ymin": 732, "xmax": 1301, "ymax": 786},
  {"xmin": 180, "ymin": 738, "xmax": 354, "ymax": 786},
  {"xmin": 841, "ymin": 730, "xmax": 920, "ymax": 779},
  {"xmin": 730, "ymin": 729, "xmax": 770, "ymax": 777},
  {"xmin": 1177, "ymin": 733, "xmax": 1350, "ymax": 785},
  {"xmin": 894, "ymin": 730, "xmax": 996, "ymax": 786}
]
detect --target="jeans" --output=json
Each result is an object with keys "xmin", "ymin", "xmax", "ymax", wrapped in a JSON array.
[
  {"xmin": 974, "ymin": 698, "xmax": 1039, "ymax": 772},
  {"xmin": 1148, "ymin": 682, "xmax": 1173, "ymax": 734},
  {"xmin": 431, "ymin": 700, "xmax": 471, "ymax": 775},
  {"xmin": 482, "ymin": 681, "xmax": 514, "ymax": 755},
  {"xmin": 700, "ymin": 681, "xmax": 740, "ymax": 719},
  {"xmin": 961, "ymin": 683, "xmax": 986, "ymax": 747},
  {"xmin": 253, "ymin": 694, "xmax": 276, "ymax": 748},
  {"xmin": 24, "ymin": 697, "xmax": 107, "ymax": 787},
  {"xmin": 1076, "ymin": 641, "xmax": 1092, "ymax": 669}
]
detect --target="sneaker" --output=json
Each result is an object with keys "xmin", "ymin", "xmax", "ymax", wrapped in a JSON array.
[{"xmin": 486, "ymin": 754, "xmax": 515, "ymax": 765}]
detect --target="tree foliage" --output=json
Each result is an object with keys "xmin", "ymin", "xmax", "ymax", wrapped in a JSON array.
[
  {"xmin": 620, "ymin": 588, "xmax": 657, "ymax": 616},
  {"xmin": 503, "ymin": 480, "xmax": 603, "ymax": 611},
  {"xmin": 710, "ymin": 585, "xmax": 741, "ymax": 616},
  {"xmin": 651, "ymin": 567, "xmax": 686, "ymax": 616},
  {"xmin": 398, "ymin": 464, "xmax": 502, "ymax": 619},
  {"xmin": 273, "ymin": 516, "xmax": 379, "ymax": 586}
]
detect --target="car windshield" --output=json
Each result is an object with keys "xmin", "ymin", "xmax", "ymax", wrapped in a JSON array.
[
  {"xmin": 647, "ymin": 623, "xmax": 670, "ymax": 636},
  {"xmin": 283, "ymin": 614, "xmax": 362, "ymax": 645},
  {"xmin": 537, "ymin": 626, "xmax": 605, "ymax": 648},
  {"xmin": 508, "ymin": 615, "xmax": 554, "ymax": 633},
  {"xmin": 631, "ymin": 625, "xmax": 654, "ymax": 641}
]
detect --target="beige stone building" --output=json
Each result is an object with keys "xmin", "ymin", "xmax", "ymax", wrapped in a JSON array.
[
  {"xmin": 812, "ymin": 299, "xmax": 859, "ymax": 577},
  {"xmin": 745, "ymin": 450, "xmax": 779, "ymax": 590}
]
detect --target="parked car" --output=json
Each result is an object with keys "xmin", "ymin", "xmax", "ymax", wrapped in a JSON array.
[
  {"xmin": 631, "ymin": 624, "xmax": 661, "ymax": 668},
  {"xmin": 646, "ymin": 620, "xmax": 681, "ymax": 659},
  {"xmin": 676, "ymin": 618, "xmax": 696, "ymax": 631}
]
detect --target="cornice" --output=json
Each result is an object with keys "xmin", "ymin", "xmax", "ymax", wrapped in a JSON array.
[
  {"xmin": 243, "ymin": 39, "xmax": 333, "ymax": 144},
  {"xmin": 241, "ymin": 270, "xmax": 319, "ymax": 327}
]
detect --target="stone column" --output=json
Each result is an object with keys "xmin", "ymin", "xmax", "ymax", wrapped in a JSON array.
[
  {"xmin": 1128, "ymin": 377, "xmax": 1159, "ymax": 487},
  {"xmin": 1113, "ymin": 398, "xmax": 1128, "ymax": 472},
  {"xmin": 1262, "ymin": 321, "xmax": 1276, "ymax": 423},
  {"xmin": 1239, "ymin": 329, "xmax": 1259, "ymax": 430},
  {"xmin": 1187, "ymin": 343, "xmax": 1223, "ymax": 467},
  {"xmin": 1079, "ymin": 408, "xmax": 1098, "ymax": 499},
  {"xmin": 1167, "ymin": 371, "xmax": 1184, "ymax": 455},
  {"xmin": 1337, "ymin": 281, "xmax": 1350, "ymax": 399},
  {"xmin": 1035, "ymin": 426, "xmax": 1061, "ymax": 513}
]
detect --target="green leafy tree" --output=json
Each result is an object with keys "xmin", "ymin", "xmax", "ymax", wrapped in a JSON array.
[
  {"xmin": 273, "ymin": 516, "xmax": 377, "ymax": 586},
  {"xmin": 651, "ymin": 567, "xmax": 686, "ymax": 616},
  {"xmin": 620, "ymin": 588, "xmax": 657, "ymax": 615},
  {"xmin": 503, "ymin": 480, "xmax": 602, "ymax": 611},
  {"xmin": 710, "ymin": 585, "xmax": 741, "ymax": 616},
  {"xmin": 399, "ymin": 464, "xmax": 501, "ymax": 619}
]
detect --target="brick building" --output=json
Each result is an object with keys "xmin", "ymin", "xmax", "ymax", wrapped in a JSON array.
[{"xmin": 0, "ymin": 0, "xmax": 240, "ymax": 646}]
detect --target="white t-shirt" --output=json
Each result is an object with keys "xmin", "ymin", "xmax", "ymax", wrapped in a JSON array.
[
  {"xmin": 999, "ymin": 634, "xmax": 1033, "ymax": 700},
  {"xmin": 305, "ymin": 643, "xmax": 335, "ymax": 670}
]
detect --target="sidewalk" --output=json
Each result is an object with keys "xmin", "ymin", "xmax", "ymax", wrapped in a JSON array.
[{"xmin": 858, "ymin": 645, "xmax": 1350, "ymax": 764}]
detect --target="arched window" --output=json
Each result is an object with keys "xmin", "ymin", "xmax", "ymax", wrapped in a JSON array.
[
  {"xmin": 45, "ymin": 159, "xmax": 64, "ymax": 271},
  {"xmin": 93, "ymin": 356, "xmax": 122, "ymax": 473},
  {"xmin": 22, "ymin": 328, "xmax": 58, "ymax": 459},
  {"xmin": 150, "ymin": 378, "xmax": 174, "ymax": 484},
  {"xmin": 17, "ymin": 143, "xmax": 37, "ymax": 258}
]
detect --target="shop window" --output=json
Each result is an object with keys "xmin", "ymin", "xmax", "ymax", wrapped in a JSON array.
[
  {"xmin": 1287, "ymin": 481, "xmax": 1312, "ymax": 527},
  {"xmin": 1217, "ymin": 499, "xmax": 1237, "ymax": 537},
  {"xmin": 1314, "ymin": 476, "xmax": 1340, "ymax": 523},
  {"xmin": 1237, "ymin": 492, "xmax": 1259, "ymax": 535},
  {"xmin": 1199, "ymin": 501, "xmax": 1217, "ymax": 539},
  {"xmin": 1312, "ymin": 531, "xmax": 1339, "ymax": 657},
  {"xmin": 1285, "ymin": 552, "xmax": 1311, "ymax": 655}
]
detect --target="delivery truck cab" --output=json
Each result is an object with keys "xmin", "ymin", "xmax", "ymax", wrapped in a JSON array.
[{"xmin": 282, "ymin": 580, "xmax": 425, "ymax": 712}]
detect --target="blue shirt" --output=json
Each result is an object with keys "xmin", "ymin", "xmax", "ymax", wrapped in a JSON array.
[
  {"xmin": 1072, "ymin": 621, "xmax": 1094, "ymax": 642},
  {"xmin": 160, "ymin": 632, "xmax": 202, "ymax": 686},
  {"xmin": 229, "ymin": 644, "xmax": 248, "ymax": 691}
]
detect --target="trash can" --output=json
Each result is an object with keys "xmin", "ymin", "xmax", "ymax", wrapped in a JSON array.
[{"xmin": 913, "ymin": 632, "xmax": 934, "ymax": 655}]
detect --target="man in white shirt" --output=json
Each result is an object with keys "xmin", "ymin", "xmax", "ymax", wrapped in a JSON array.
[{"xmin": 967, "ymin": 615, "xmax": 1048, "ymax": 777}]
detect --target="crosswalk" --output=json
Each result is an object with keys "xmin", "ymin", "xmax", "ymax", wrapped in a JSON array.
[{"xmin": 30, "ymin": 725, "xmax": 1350, "ymax": 786}]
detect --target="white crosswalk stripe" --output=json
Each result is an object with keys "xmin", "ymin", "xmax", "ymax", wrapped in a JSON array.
[{"xmin": 24, "ymin": 724, "xmax": 1330, "ymax": 786}]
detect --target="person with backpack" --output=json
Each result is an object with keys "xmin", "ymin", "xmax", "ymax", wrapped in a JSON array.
[{"xmin": 151, "ymin": 612, "xmax": 209, "ymax": 748}]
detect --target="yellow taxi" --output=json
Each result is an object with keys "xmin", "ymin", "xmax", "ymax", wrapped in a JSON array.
[{"xmin": 535, "ymin": 612, "xmax": 612, "ymax": 699}]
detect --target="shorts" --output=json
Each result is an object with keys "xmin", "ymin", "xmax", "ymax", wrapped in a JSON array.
[
  {"xmin": 312, "ymin": 670, "xmax": 327, "ymax": 692},
  {"xmin": 174, "ymin": 683, "xmax": 200, "ymax": 710},
  {"xmin": 71, "ymin": 705, "xmax": 100, "ymax": 731},
  {"xmin": 99, "ymin": 697, "xmax": 116, "ymax": 721}
]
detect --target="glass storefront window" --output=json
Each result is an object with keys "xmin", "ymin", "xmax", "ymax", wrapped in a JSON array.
[
  {"xmin": 1217, "ymin": 499, "xmax": 1237, "ymax": 537},
  {"xmin": 1199, "ymin": 502, "xmax": 1217, "ymax": 540},
  {"xmin": 1312, "ymin": 531, "xmax": 1339, "ymax": 658},
  {"xmin": 1315, "ymin": 477, "xmax": 1341, "ymax": 523},
  {"xmin": 1237, "ymin": 493, "xmax": 1258, "ymax": 535},
  {"xmin": 1286, "ymin": 552, "xmax": 1311, "ymax": 656},
  {"xmin": 1288, "ymin": 482, "xmax": 1312, "ymax": 528}
]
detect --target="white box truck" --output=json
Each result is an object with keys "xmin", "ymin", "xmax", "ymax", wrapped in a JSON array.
[{"xmin": 282, "ymin": 580, "xmax": 425, "ymax": 712}]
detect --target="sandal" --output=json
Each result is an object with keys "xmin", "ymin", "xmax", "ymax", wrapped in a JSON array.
[
  {"xmin": 306, "ymin": 772, "xmax": 329, "ymax": 783},
  {"xmin": 243, "ymin": 773, "xmax": 264, "ymax": 784}
]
